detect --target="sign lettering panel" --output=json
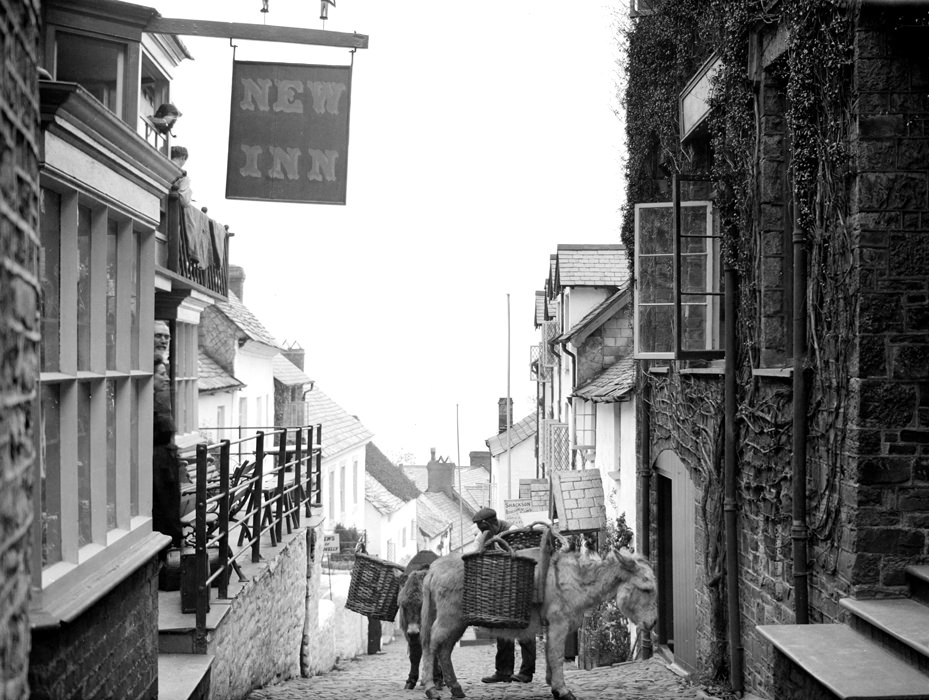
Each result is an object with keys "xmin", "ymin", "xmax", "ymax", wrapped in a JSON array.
[{"xmin": 226, "ymin": 60, "xmax": 352, "ymax": 204}]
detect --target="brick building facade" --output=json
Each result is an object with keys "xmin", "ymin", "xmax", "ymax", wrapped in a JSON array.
[
  {"xmin": 0, "ymin": 2, "xmax": 41, "ymax": 698},
  {"xmin": 625, "ymin": 2, "xmax": 929, "ymax": 697}
]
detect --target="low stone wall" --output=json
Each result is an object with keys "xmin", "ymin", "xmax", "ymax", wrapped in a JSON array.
[{"xmin": 209, "ymin": 532, "xmax": 308, "ymax": 700}]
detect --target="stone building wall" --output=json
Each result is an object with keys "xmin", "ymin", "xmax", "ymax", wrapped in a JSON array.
[
  {"xmin": 851, "ymin": 6, "xmax": 929, "ymax": 596},
  {"xmin": 0, "ymin": 0, "xmax": 41, "ymax": 697},
  {"xmin": 28, "ymin": 561, "xmax": 161, "ymax": 700}
]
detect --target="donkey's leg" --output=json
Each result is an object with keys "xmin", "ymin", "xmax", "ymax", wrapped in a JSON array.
[
  {"xmin": 544, "ymin": 619, "xmax": 577, "ymax": 700},
  {"xmin": 437, "ymin": 624, "xmax": 467, "ymax": 699},
  {"xmin": 405, "ymin": 633, "xmax": 422, "ymax": 689}
]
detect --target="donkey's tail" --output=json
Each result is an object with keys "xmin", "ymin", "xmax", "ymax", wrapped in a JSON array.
[{"xmin": 420, "ymin": 571, "xmax": 436, "ymax": 652}]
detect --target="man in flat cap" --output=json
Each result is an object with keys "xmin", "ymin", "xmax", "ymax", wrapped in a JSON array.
[{"xmin": 472, "ymin": 508, "xmax": 537, "ymax": 684}]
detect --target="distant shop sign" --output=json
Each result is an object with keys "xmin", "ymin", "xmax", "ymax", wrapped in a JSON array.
[
  {"xmin": 227, "ymin": 60, "xmax": 352, "ymax": 204},
  {"xmin": 323, "ymin": 533, "xmax": 340, "ymax": 553}
]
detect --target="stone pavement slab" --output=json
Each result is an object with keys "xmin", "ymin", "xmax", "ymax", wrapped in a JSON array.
[{"xmin": 246, "ymin": 635, "xmax": 721, "ymax": 700}]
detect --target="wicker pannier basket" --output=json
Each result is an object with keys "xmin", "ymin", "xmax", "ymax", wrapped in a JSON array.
[
  {"xmin": 462, "ymin": 536, "xmax": 537, "ymax": 629},
  {"xmin": 497, "ymin": 521, "xmax": 562, "ymax": 551},
  {"xmin": 345, "ymin": 552, "xmax": 405, "ymax": 621}
]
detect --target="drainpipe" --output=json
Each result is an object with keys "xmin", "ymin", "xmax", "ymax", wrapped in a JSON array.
[
  {"xmin": 637, "ymin": 361, "xmax": 652, "ymax": 660},
  {"xmin": 791, "ymin": 194, "xmax": 810, "ymax": 624},
  {"xmin": 724, "ymin": 263, "xmax": 744, "ymax": 692}
]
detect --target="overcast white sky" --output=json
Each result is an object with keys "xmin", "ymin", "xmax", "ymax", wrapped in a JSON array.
[{"xmin": 149, "ymin": 0, "xmax": 627, "ymax": 465}]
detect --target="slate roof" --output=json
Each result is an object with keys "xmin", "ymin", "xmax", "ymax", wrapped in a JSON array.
[
  {"xmin": 366, "ymin": 443, "xmax": 420, "ymax": 502},
  {"xmin": 555, "ymin": 244, "xmax": 629, "ymax": 289},
  {"xmin": 534, "ymin": 291, "xmax": 547, "ymax": 327},
  {"xmin": 272, "ymin": 354, "xmax": 312, "ymax": 387},
  {"xmin": 304, "ymin": 385, "xmax": 374, "ymax": 459},
  {"xmin": 573, "ymin": 356, "xmax": 636, "ymax": 403},
  {"xmin": 486, "ymin": 413, "xmax": 537, "ymax": 457},
  {"xmin": 456, "ymin": 465, "xmax": 492, "ymax": 513},
  {"xmin": 366, "ymin": 473, "xmax": 406, "ymax": 516},
  {"xmin": 214, "ymin": 291, "xmax": 279, "ymax": 349},
  {"xmin": 198, "ymin": 350, "xmax": 244, "ymax": 393},
  {"xmin": 417, "ymin": 491, "xmax": 477, "ymax": 552},
  {"xmin": 559, "ymin": 287, "xmax": 631, "ymax": 344}
]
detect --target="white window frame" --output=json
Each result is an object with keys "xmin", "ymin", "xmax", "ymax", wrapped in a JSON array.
[
  {"xmin": 35, "ymin": 181, "xmax": 155, "ymax": 596},
  {"xmin": 634, "ymin": 198, "xmax": 721, "ymax": 359}
]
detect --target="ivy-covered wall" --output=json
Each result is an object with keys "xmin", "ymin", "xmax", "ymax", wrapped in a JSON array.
[{"xmin": 624, "ymin": 1, "xmax": 929, "ymax": 696}]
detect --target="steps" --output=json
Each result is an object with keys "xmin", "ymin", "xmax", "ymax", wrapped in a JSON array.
[
  {"xmin": 757, "ymin": 565, "xmax": 929, "ymax": 700},
  {"xmin": 157, "ymin": 654, "xmax": 213, "ymax": 700}
]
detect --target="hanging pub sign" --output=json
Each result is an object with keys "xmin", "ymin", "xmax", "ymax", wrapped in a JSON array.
[{"xmin": 226, "ymin": 60, "xmax": 352, "ymax": 204}]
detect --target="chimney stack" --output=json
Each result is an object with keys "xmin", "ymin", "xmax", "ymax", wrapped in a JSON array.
[
  {"xmin": 498, "ymin": 397, "xmax": 513, "ymax": 434},
  {"xmin": 281, "ymin": 341, "xmax": 305, "ymax": 370},
  {"xmin": 228, "ymin": 265, "xmax": 245, "ymax": 301},
  {"xmin": 426, "ymin": 449, "xmax": 455, "ymax": 494}
]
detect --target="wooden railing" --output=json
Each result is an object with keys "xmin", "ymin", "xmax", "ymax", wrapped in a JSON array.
[
  {"xmin": 185, "ymin": 424, "xmax": 322, "ymax": 650},
  {"xmin": 164, "ymin": 190, "xmax": 229, "ymax": 297}
]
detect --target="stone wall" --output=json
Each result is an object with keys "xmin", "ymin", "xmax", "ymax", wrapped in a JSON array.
[
  {"xmin": 0, "ymin": 0, "xmax": 41, "ymax": 697},
  {"xmin": 29, "ymin": 560, "xmax": 161, "ymax": 700},
  {"xmin": 850, "ymin": 6, "xmax": 929, "ymax": 596},
  {"xmin": 209, "ymin": 534, "xmax": 309, "ymax": 700}
]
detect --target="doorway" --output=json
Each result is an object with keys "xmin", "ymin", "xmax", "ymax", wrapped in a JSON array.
[{"xmin": 654, "ymin": 450, "xmax": 697, "ymax": 674}]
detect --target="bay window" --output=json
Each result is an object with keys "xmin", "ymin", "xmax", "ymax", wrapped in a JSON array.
[{"xmin": 37, "ymin": 184, "xmax": 154, "ymax": 585}]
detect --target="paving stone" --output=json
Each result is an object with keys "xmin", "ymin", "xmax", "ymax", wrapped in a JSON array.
[{"xmin": 246, "ymin": 636, "xmax": 721, "ymax": 700}]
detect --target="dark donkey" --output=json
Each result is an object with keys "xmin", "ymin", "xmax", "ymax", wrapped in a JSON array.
[{"xmin": 398, "ymin": 552, "xmax": 444, "ymax": 690}]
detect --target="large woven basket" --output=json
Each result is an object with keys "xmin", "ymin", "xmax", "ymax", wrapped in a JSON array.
[
  {"xmin": 497, "ymin": 522, "xmax": 563, "ymax": 552},
  {"xmin": 345, "ymin": 552, "xmax": 405, "ymax": 621},
  {"xmin": 462, "ymin": 537, "xmax": 537, "ymax": 629}
]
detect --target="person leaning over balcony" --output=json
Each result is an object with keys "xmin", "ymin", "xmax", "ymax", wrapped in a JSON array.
[
  {"xmin": 170, "ymin": 145, "xmax": 193, "ymax": 206},
  {"xmin": 473, "ymin": 507, "xmax": 537, "ymax": 684}
]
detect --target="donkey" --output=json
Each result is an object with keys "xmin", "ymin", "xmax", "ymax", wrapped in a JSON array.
[
  {"xmin": 419, "ymin": 541, "xmax": 657, "ymax": 700},
  {"xmin": 398, "ymin": 569, "xmax": 443, "ymax": 689}
]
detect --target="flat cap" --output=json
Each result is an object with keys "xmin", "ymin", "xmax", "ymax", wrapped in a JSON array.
[{"xmin": 472, "ymin": 507, "xmax": 497, "ymax": 523}]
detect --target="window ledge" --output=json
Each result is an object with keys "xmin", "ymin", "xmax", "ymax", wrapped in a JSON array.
[
  {"xmin": 31, "ymin": 530, "xmax": 170, "ymax": 629},
  {"xmin": 753, "ymin": 367, "xmax": 793, "ymax": 379},
  {"xmin": 647, "ymin": 366, "xmax": 670, "ymax": 374},
  {"xmin": 679, "ymin": 367, "xmax": 725, "ymax": 376}
]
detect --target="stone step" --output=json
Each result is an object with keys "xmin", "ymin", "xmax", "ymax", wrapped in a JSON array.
[
  {"xmin": 757, "ymin": 623, "xmax": 929, "ymax": 699},
  {"xmin": 840, "ymin": 597, "xmax": 929, "ymax": 674},
  {"xmin": 907, "ymin": 565, "xmax": 929, "ymax": 606},
  {"xmin": 158, "ymin": 653, "xmax": 212, "ymax": 700}
]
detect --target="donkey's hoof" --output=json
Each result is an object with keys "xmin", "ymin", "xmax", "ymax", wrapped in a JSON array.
[
  {"xmin": 451, "ymin": 684, "xmax": 466, "ymax": 698},
  {"xmin": 425, "ymin": 689, "xmax": 442, "ymax": 700},
  {"xmin": 552, "ymin": 689, "xmax": 577, "ymax": 700},
  {"xmin": 404, "ymin": 678, "xmax": 418, "ymax": 690}
]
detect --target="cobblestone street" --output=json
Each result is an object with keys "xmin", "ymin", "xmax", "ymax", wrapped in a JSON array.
[{"xmin": 246, "ymin": 636, "xmax": 724, "ymax": 700}]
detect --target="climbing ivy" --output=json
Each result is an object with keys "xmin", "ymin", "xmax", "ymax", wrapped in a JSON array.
[{"xmin": 620, "ymin": 0, "xmax": 858, "ymax": 682}]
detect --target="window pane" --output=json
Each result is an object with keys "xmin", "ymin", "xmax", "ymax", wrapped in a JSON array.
[
  {"xmin": 130, "ymin": 232, "xmax": 140, "ymax": 369},
  {"xmin": 40, "ymin": 190, "xmax": 61, "ymax": 373},
  {"xmin": 78, "ymin": 382, "xmax": 92, "ymax": 547},
  {"xmin": 106, "ymin": 220, "xmax": 118, "ymax": 369},
  {"xmin": 681, "ymin": 205, "xmax": 708, "ymax": 241},
  {"xmin": 639, "ymin": 256, "xmax": 673, "ymax": 303},
  {"xmin": 131, "ymin": 378, "xmax": 140, "ymax": 516},
  {"xmin": 56, "ymin": 32, "xmax": 123, "ymax": 114},
  {"xmin": 681, "ymin": 303, "xmax": 708, "ymax": 351},
  {"xmin": 639, "ymin": 305, "xmax": 674, "ymax": 354},
  {"xmin": 107, "ymin": 379, "xmax": 117, "ymax": 529},
  {"xmin": 77, "ymin": 206, "xmax": 92, "ymax": 371},
  {"xmin": 42, "ymin": 384, "xmax": 62, "ymax": 566},
  {"xmin": 638, "ymin": 206, "xmax": 673, "ymax": 254},
  {"xmin": 681, "ymin": 252, "xmax": 707, "ymax": 294}
]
